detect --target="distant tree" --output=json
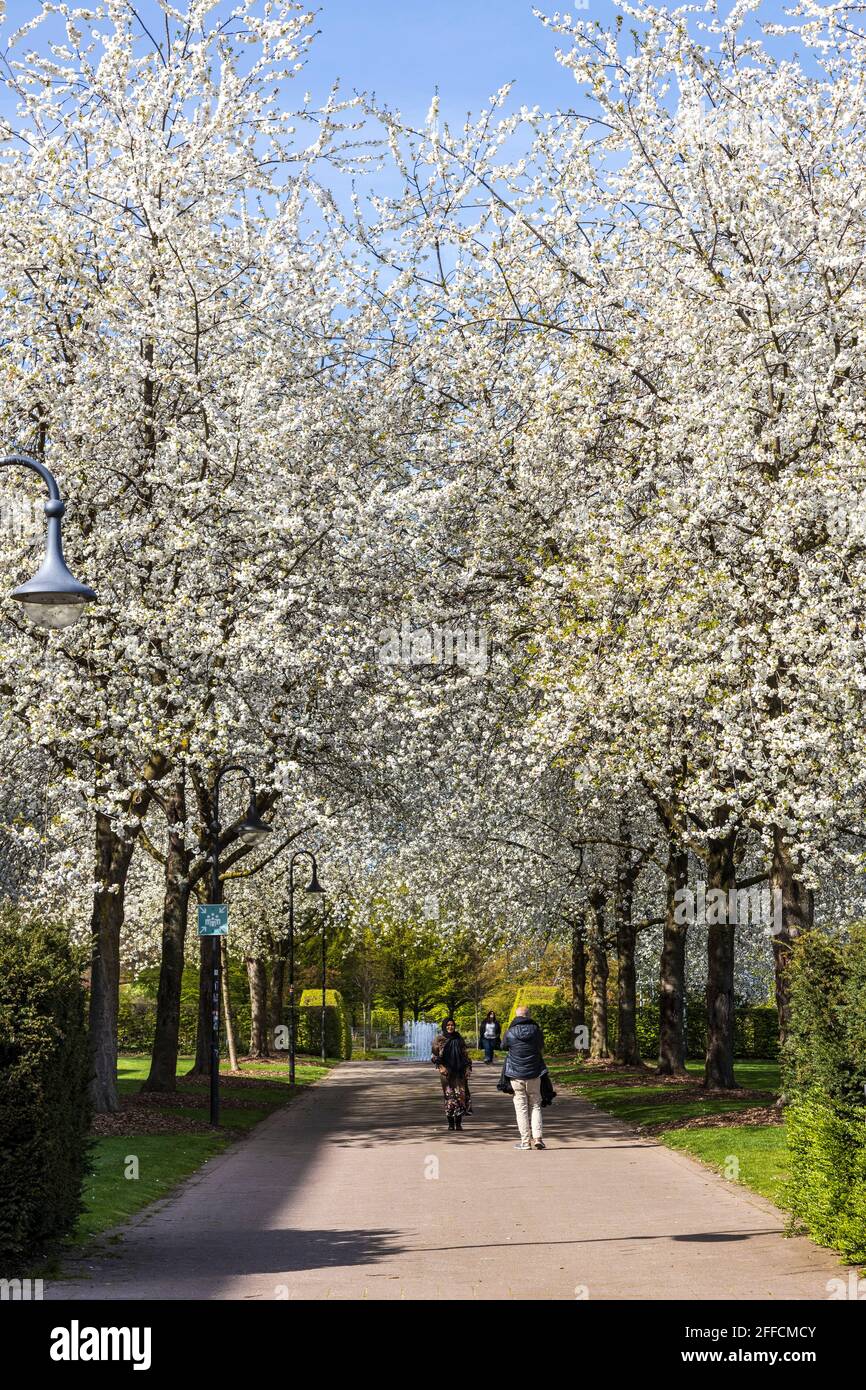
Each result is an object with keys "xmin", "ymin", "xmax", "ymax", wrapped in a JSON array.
[
  {"xmin": 376, "ymin": 917, "xmax": 442, "ymax": 1031},
  {"xmin": 437, "ymin": 929, "xmax": 499, "ymax": 1040}
]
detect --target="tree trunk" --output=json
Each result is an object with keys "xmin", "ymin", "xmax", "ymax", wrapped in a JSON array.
[
  {"xmin": 246, "ymin": 955, "xmax": 270, "ymax": 1059},
  {"xmin": 658, "ymin": 837, "xmax": 689, "ymax": 1076},
  {"xmin": 89, "ymin": 813, "xmax": 137, "ymax": 1113},
  {"xmin": 222, "ymin": 939, "xmax": 241, "ymax": 1072},
  {"xmin": 614, "ymin": 832, "xmax": 642, "ymax": 1066},
  {"xmin": 770, "ymin": 826, "xmax": 814, "ymax": 1047},
  {"xmin": 704, "ymin": 826, "xmax": 738, "ymax": 1089},
  {"xmin": 267, "ymin": 954, "xmax": 287, "ymax": 1047},
  {"xmin": 614, "ymin": 920, "xmax": 640, "ymax": 1064},
  {"xmin": 142, "ymin": 782, "xmax": 191, "ymax": 1094},
  {"xmin": 571, "ymin": 921, "xmax": 587, "ymax": 1048},
  {"xmin": 588, "ymin": 893, "xmax": 609, "ymax": 1060}
]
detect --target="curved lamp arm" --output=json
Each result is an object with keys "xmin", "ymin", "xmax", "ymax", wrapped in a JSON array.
[
  {"xmin": 213, "ymin": 762, "xmax": 255, "ymax": 821},
  {"xmin": 0, "ymin": 452, "xmax": 62, "ymax": 500},
  {"xmin": 212, "ymin": 762, "xmax": 272, "ymax": 850},
  {"xmin": 289, "ymin": 848, "xmax": 325, "ymax": 897},
  {"xmin": 0, "ymin": 452, "xmax": 96, "ymax": 628}
]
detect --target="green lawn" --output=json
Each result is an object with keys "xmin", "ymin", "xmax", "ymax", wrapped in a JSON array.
[
  {"xmin": 116, "ymin": 1053, "xmax": 332, "ymax": 1093},
  {"xmin": 75, "ymin": 1053, "xmax": 335, "ymax": 1247},
  {"xmin": 547, "ymin": 1057, "xmax": 780, "ymax": 1126},
  {"xmin": 562, "ymin": 1082, "xmax": 765, "ymax": 1129},
  {"xmin": 663, "ymin": 1124, "xmax": 790, "ymax": 1207},
  {"xmin": 77, "ymin": 1133, "xmax": 232, "ymax": 1241}
]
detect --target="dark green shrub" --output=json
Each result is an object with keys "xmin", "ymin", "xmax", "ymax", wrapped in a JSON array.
[
  {"xmin": 734, "ymin": 1006, "xmax": 780, "ymax": 1060},
  {"xmin": 608, "ymin": 999, "xmax": 778, "ymax": 1060},
  {"xmin": 785, "ymin": 933, "xmax": 854, "ymax": 1098},
  {"xmin": 0, "ymin": 909, "xmax": 91, "ymax": 1268},
  {"xmin": 634, "ymin": 1004, "xmax": 659, "ymax": 1058},
  {"xmin": 684, "ymin": 996, "xmax": 709, "ymax": 1058},
  {"xmin": 117, "ymin": 984, "xmax": 158, "ymax": 1052},
  {"xmin": 504, "ymin": 986, "xmax": 572, "ymax": 1053},
  {"xmin": 783, "ymin": 927, "xmax": 866, "ymax": 1261},
  {"xmin": 296, "ymin": 989, "xmax": 352, "ymax": 1059},
  {"xmin": 119, "ymin": 962, "xmax": 252, "ymax": 1056}
]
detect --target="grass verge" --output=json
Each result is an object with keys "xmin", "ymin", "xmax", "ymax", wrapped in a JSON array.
[{"xmin": 662, "ymin": 1124, "xmax": 789, "ymax": 1207}]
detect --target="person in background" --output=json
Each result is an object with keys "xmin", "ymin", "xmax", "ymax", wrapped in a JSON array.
[
  {"xmin": 503, "ymin": 1006, "xmax": 546, "ymax": 1150},
  {"xmin": 431, "ymin": 1017, "xmax": 472, "ymax": 1131},
  {"xmin": 481, "ymin": 1010, "xmax": 501, "ymax": 1063}
]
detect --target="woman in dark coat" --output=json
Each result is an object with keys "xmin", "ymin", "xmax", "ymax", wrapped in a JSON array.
[
  {"xmin": 431, "ymin": 1017, "xmax": 472, "ymax": 1130},
  {"xmin": 480, "ymin": 1010, "xmax": 501, "ymax": 1062}
]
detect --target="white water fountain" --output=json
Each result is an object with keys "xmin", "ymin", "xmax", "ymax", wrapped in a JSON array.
[{"xmin": 404, "ymin": 1018, "xmax": 439, "ymax": 1061}]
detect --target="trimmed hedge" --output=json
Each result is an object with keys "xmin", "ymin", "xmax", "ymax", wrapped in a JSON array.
[
  {"xmin": 503, "ymin": 985, "xmax": 573, "ymax": 1053},
  {"xmin": 119, "ymin": 970, "xmax": 354, "ymax": 1061},
  {"xmin": 783, "ymin": 927, "xmax": 866, "ymax": 1261},
  {"xmin": 296, "ymin": 989, "xmax": 352, "ymax": 1059},
  {"xmin": 734, "ymin": 1006, "xmax": 780, "ymax": 1060},
  {"xmin": 0, "ymin": 910, "xmax": 91, "ymax": 1268}
]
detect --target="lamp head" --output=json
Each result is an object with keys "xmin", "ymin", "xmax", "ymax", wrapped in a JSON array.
[
  {"xmin": 238, "ymin": 803, "xmax": 272, "ymax": 847},
  {"xmin": 11, "ymin": 499, "xmax": 96, "ymax": 629},
  {"xmin": 305, "ymin": 863, "xmax": 325, "ymax": 896}
]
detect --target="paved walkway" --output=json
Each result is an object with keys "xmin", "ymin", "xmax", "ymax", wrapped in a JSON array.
[{"xmin": 50, "ymin": 1062, "xmax": 851, "ymax": 1300}]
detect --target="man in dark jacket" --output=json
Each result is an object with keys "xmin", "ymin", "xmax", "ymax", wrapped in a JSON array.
[{"xmin": 503, "ymin": 1007, "xmax": 546, "ymax": 1150}]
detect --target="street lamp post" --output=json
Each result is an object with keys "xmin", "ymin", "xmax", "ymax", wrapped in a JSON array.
[
  {"xmin": 321, "ymin": 896, "xmax": 327, "ymax": 1063},
  {"xmin": 286, "ymin": 850, "xmax": 325, "ymax": 1084},
  {"xmin": 0, "ymin": 453, "xmax": 96, "ymax": 626},
  {"xmin": 208, "ymin": 764, "xmax": 272, "ymax": 1126}
]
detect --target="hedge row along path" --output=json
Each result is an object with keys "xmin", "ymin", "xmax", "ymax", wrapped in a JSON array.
[{"xmin": 49, "ymin": 1062, "xmax": 853, "ymax": 1300}]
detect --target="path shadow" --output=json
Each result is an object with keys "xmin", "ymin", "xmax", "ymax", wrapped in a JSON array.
[
  {"xmin": 327, "ymin": 1064, "xmax": 647, "ymax": 1150},
  {"xmin": 417, "ymin": 1229, "xmax": 784, "ymax": 1254},
  {"xmin": 51, "ymin": 1227, "xmax": 407, "ymax": 1298}
]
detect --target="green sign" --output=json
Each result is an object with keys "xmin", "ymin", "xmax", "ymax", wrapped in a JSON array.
[{"xmin": 198, "ymin": 904, "xmax": 228, "ymax": 937}]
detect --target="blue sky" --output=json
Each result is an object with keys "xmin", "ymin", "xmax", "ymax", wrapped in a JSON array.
[
  {"xmin": 305, "ymin": 1, "xmax": 583, "ymax": 119},
  {"xmin": 0, "ymin": 0, "xmax": 828, "ymax": 214},
  {"xmin": 292, "ymin": 0, "xmax": 820, "ymax": 211},
  {"xmin": 302, "ymin": 1, "xmax": 812, "ymax": 120},
  {"xmin": 0, "ymin": 3, "xmax": 584, "ymax": 137},
  {"xmin": 0, "ymin": 2, "xmax": 814, "ymax": 127}
]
